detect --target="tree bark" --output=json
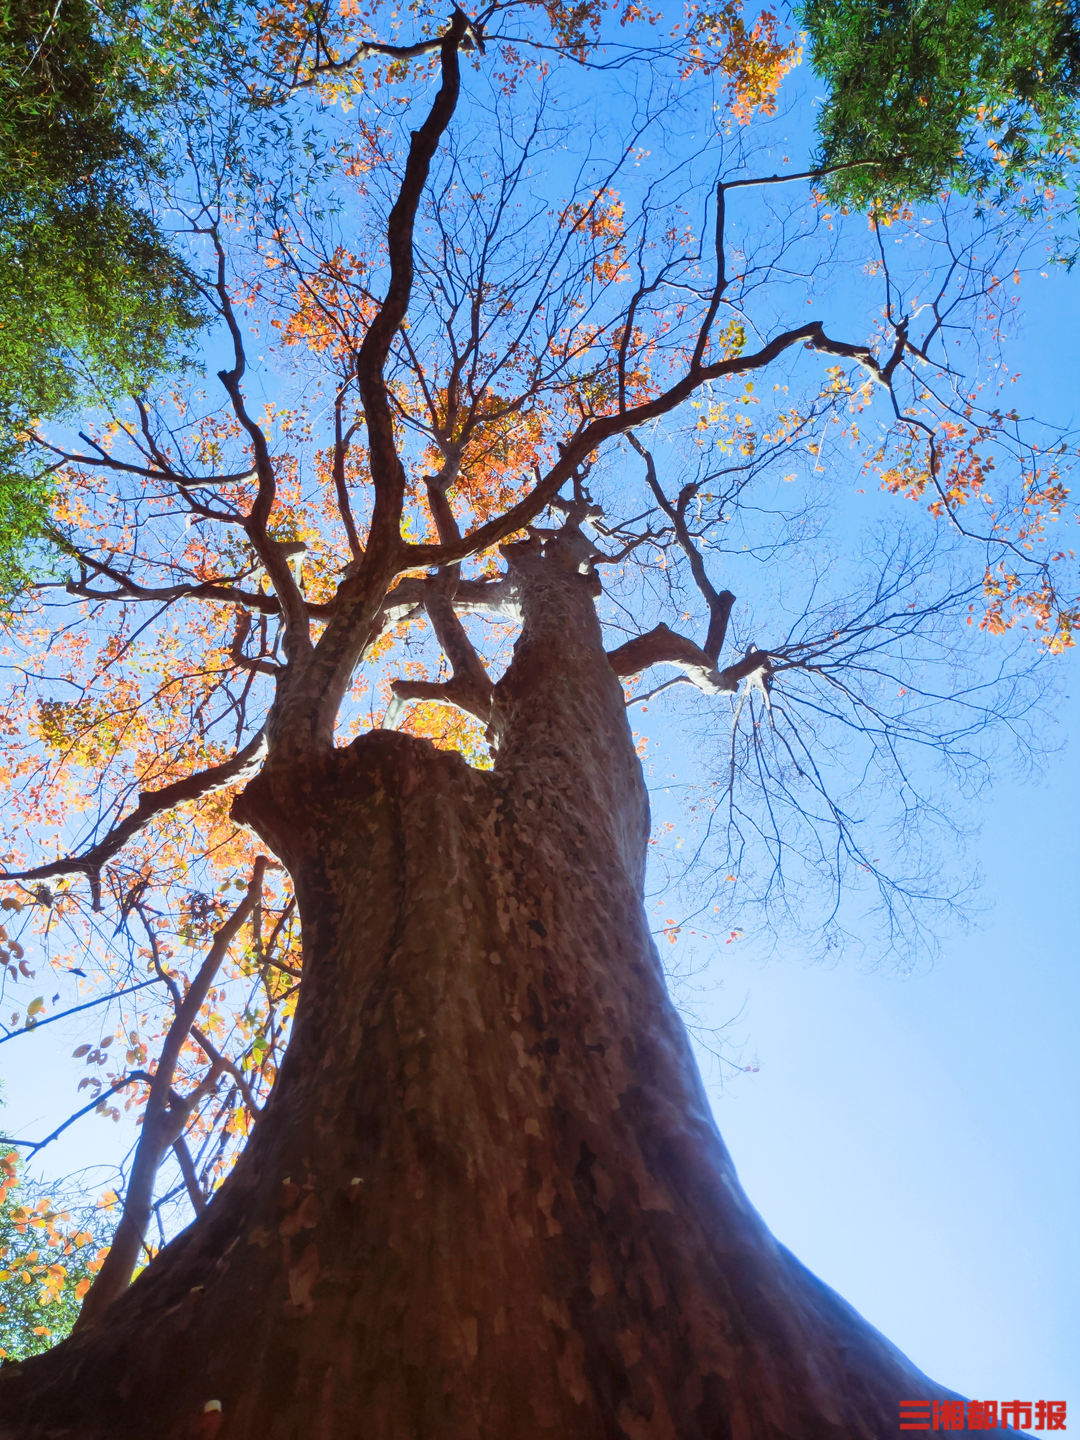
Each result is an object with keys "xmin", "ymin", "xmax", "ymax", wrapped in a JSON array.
[{"xmin": 0, "ymin": 538, "xmax": 959, "ymax": 1439}]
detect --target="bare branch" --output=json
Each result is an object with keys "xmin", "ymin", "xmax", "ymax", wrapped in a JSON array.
[
  {"xmin": 77, "ymin": 859, "xmax": 270, "ymax": 1328},
  {"xmin": 0, "ymin": 1072, "xmax": 153, "ymax": 1155},
  {"xmin": 292, "ymin": 34, "xmax": 443, "ymax": 90},
  {"xmin": 190, "ymin": 1026, "xmax": 263, "ymax": 1118},
  {"xmin": 405, "ymin": 319, "xmax": 891, "ymax": 572},
  {"xmin": 0, "ymin": 979, "xmax": 159, "ymax": 1047},
  {"xmin": 627, "ymin": 433, "xmax": 735, "ymax": 661},
  {"xmin": 33, "ymin": 432, "xmax": 256, "ymax": 489},
  {"xmin": 172, "ymin": 1134, "xmax": 206, "ymax": 1215},
  {"xmin": 207, "ymin": 226, "xmax": 312, "ymax": 663},
  {"xmin": 333, "ymin": 398, "xmax": 363, "ymax": 561},
  {"xmin": 64, "ymin": 572, "xmax": 284, "ymax": 617},
  {"xmin": 1, "ymin": 731, "xmax": 268, "ymax": 907}
]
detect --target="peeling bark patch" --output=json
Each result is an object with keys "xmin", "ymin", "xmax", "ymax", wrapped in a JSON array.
[
  {"xmin": 285, "ymin": 1242, "xmax": 320, "ymax": 1315},
  {"xmin": 279, "ymin": 1186, "xmax": 321, "ymax": 1236}
]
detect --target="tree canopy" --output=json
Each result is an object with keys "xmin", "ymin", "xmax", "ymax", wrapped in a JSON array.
[
  {"xmin": 0, "ymin": 0, "xmax": 206, "ymax": 601},
  {"xmin": 799, "ymin": 0, "xmax": 1080, "ymax": 208},
  {"xmin": 0, "ymin": 0, "xmax": 1075, "ymax": 1431}
]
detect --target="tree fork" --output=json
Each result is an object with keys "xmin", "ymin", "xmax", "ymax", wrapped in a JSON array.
[{"xmin": 0, "ymin": 546, "xmax": 959, "ymax": 1439}]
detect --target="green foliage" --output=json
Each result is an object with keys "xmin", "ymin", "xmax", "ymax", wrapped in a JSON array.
[
  {"xmin": 0, "ymin": 470, "xmax": 52, "ymax": 609},
  {"xmin": 799, "ymin": 0, "xmax": 1080, "ymax": 207},
  {"xmin": 0, "ymin": 1149, "xmax": 108, "ymax": 1360},
  {"xmin": 0, "ymin": 0, "xmax": 205, "ymax": 603},
  {"xmin": 2, "ymin": 0, "xmax": 153, "ymax": 186}
]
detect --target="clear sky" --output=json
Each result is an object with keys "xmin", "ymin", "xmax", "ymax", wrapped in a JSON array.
[
  {"xmin": 683, "ymin": 261, "xmax": 1080, "ymax": 1407},
  {"xmin": 696, "ymin": 702, "xmax": 1080, "ymax": 1402}
]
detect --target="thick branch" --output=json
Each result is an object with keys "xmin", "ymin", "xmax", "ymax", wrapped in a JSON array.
[
  {"xmin": 357, "ymin": 9, "xmax": 468, "ymax": 567},
  {"xmin": 607, "ymin": 624, "xmax": 771, "ymax": 695},
  {"xmin": 425, "ymin": 447, "xmax": 464, "ymax": 548},
  {"xmin": 264, "ymin": 11, "xmax": 471, "ymax": 751},
  {"xmin": 384, "ymin": 569, "xmax": 494, "ymax": 731},
  {"xmin": 608, "ymin": 625, "xmax": 732, "ymax": 694},
  {"xmin": 377, "ymin": 574, "xmax": 519, "ymax": 625},
  {"xmin": 1, "ymin": 732, "xmax": 267, "ymax": 907},
  {"xmin": 384, "ymin": 677, "xmax": 489, "ymax": 728}
]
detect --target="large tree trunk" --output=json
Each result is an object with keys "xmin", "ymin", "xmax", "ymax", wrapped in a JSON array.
[{"xmin": 0, "ymin": 542, "xmax": 958, "ymax": 1439}]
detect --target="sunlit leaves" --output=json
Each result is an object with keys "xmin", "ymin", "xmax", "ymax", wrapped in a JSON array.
[
  {"xmin": 0, "ymin": 1151, "xmax": 109, "ymax": 1360},
  {"xmin": 680, "ymin": 1, "xmax": 800, "ymax": 120},
  {"xmin": 876, "ymin": 414, "xmax": 1078, "ymax": 648}
]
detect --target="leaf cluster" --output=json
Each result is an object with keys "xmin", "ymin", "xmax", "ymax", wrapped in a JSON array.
[
  {"xmin": 0, "ymin": 0, "xmax": 207, "ymax": 604},
  {"xmin": 0, "ymin": 1148, "xmax": 109, "ymax": 1360},
  {"xmin": 798, "ymin": 0, "xmax": 1080, "ymax": 207}
]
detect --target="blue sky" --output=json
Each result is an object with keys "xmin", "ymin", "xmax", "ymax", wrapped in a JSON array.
[
  {"xmin": 698, "ymin": 714, "xmax": 1079, "ymax": 1401},
  {"xmin": 685, "ymin": 260, "xmax": 1080, "ymax": 1406}
]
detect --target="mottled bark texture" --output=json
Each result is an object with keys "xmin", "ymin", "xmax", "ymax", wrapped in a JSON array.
[{"xmin": 0, "ymin": 543, "xmax": 957, "ymax": 1438}]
